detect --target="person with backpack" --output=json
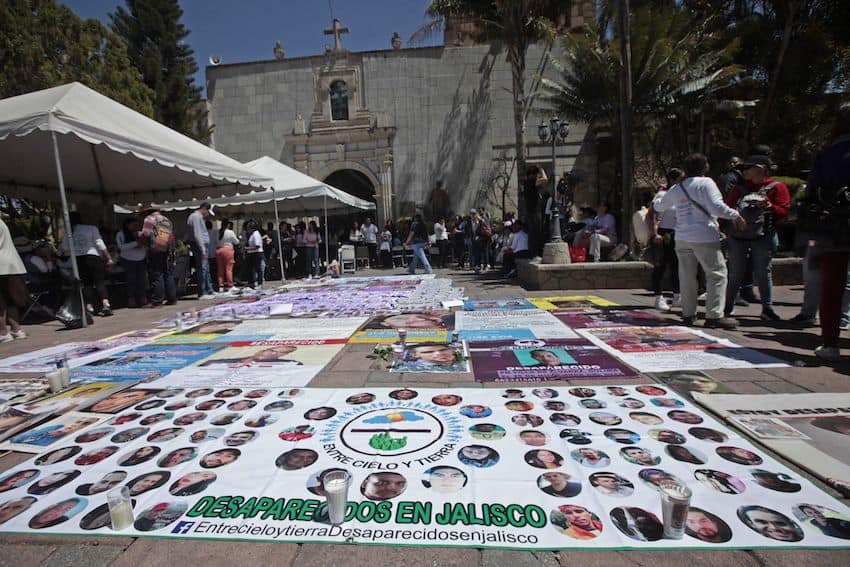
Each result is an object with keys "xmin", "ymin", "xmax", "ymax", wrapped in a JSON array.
[
  {"xmin": 405, "ymin": 214, "xmax": 433, "ymax": 275},
  {"xmin": 116, "ymin": 217, "xmax": 147, "ymax": 308},
  {"xmin": 723, "ymin": 155, "xmax": 790, "ymax": 321},
  {"xmin": 137, "ymin": 204, "xmax": 176, "ymax": 307},
  {"xmin": 654, "ymin": 153, "xmax": 746, "ymax": 329}
]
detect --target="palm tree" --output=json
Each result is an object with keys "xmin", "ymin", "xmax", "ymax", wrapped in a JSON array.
[
  {"xmin": 412, "ymin": 1, "xmax": 566, "ymax": 219},
  {"xmin": 538, "ymin": 3, "xmax": 741, "ymax": 225}
]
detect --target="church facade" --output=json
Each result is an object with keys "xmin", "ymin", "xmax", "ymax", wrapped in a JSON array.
[{"xmin": 206, "ymin": 6, "xmax": 602, "ymax": 225}]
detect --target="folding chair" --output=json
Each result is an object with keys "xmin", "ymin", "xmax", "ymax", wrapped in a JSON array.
[
  {"xmin": 22, "ymin": 276, "xmax": 54, "ymax": 321},
  {"xmin": 354, "ymin": 244, "xmax": 370, "ymax": 269},
  {"xmin": 338, "ymin": 245, "xmax": 356, "ymax": 274}
]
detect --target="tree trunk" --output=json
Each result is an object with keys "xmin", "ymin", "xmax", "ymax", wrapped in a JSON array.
[
  {"xmin": 757, "ymin": 0, "xmax": 799, "ymax": 136},
  {"xmin": 617, "ymin": 0, "xmax": 635, "ymax": 250},
  {"xmin": 510, "ymin": 45, "xmax": 528, "ymax": 220}
]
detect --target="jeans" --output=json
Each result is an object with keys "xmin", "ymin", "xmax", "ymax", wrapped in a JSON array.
[
  {"xmin": 675, "ymin": 240, "xmax": 727, "ymax": 320},
  {"xmin": 726, "ymin": 233, "xmax": 778, "ymax": 311},
  {"xmin": 190, "ymin": 242, "xmax": 211, "ymax": 297},
  {"xmin": 120, "ymin": 257, "xmax": 147, "ymax": 305},
  {"xmin": 408, "ymin": 242, "xmax": 433, "ymax": 274},
  {"xmin": 147, "ymin": 251, "xmax": 176, "ymax": 305},
  {"xmin": 305, "ymin": 246, "xmax": 320, "ymax": 276},
  {"xmin": 651, "ymin": 229, "xmax": 680, "ymax": 295}
]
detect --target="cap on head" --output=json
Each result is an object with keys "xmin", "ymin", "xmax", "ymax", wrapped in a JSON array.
[
  {"xmin": 743, "ymin": 155, "xmax": 772, "ymax": 170},
  {"xmin": 469, "ymin": 208, "xmax": 477, "ymax": 214},
  {"xmin": 200, "ymin": 201, "xmax": 215, "ymax": 216}
]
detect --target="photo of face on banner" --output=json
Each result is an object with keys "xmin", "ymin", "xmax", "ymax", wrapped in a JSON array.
[
  {"xmin": 134, "ymin": 501, "xmax": 188, "ymax": 532},
  {"xmin": 737, "ymin": 505, "xmax": 804, "ymax": 542},
  {"xmin": 589, "ymin": 472, "xmax": 634, "ymax": 497},
  {"xmin": 422, "ymin": 466, "xmax": 467, "ymax": 494},
  {"xmin": 686, "ymin": 507, "xmax": 733, "ymax": 543},
  {"xmin": 469, "ymin": 424, "xmax": 506, "ymax": 441},
  {"xmin": 391, "ymin": 343, "xmax": 468, "ymax": 373},
  {"xmin": 550, "ymin": 505, "xmax": 602, "ymax": 540},
  {"xmin": 792, "ymin": 504, "xmax": 850, "ymax": 540},
  {"xmin": 609, "ymin": 507, "xmax": 664, "ymax": 541},
  {"xmin": 538, "ymin": 472, "xmax": 581, "ymax": 497},
  {"xmin": 0, "ymin": 497, "xmax": 37, "ymax": 525},
  {"xmin": 694, "ymin": 469, "xmax": 746, "ymax": 495},
  {"xmin": 28, "ymin": 497, "xmax": 88, "ymax": 529},
  {"xmin": 361, "ymin": 472, "xmax": 407, "ymax": 501},
  {"xmin": 518, "ymin": 348, "xmax": 575, "ymax": 368}
]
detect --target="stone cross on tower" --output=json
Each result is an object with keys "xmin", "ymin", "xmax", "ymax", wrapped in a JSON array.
[{"xmin": 324, "ymin": 18, "xmax": 349, "ymax": 51}]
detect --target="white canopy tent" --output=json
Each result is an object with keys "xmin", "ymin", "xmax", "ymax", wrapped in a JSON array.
[
  {"xmin": 0, "ymin": 82, "xmax": 272, "ymax": 326},
  {"xmin": 126, "ymin": 156, "xmax": 376, "ymax": 278}
]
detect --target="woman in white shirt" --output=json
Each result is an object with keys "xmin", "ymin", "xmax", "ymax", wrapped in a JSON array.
[
  {"xmin": 116, "ymin": 217, "xmax": 147, "ymax": 308},
  {"xmin": 216, "ymin": 219, "xmax": 240, "ymax": 290},
  {"xmin": 244, "ymin": 220, "xmax": 264, "ymax": 288},
  {"xmin": 348, "ymin": 221, "xmax": 362, "ymax": 244},
  {"xmin": 434, "ymin": 217, "xmax": 448, "ymax": 268},
  {"xmin": 61, "ymin": 212, "xmax": 113, "ymax": 316},
  {"xmin": 379, "ymin": 222, "xmax": 393, "ymax": 268}
]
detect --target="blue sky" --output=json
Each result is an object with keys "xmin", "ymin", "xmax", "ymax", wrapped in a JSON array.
[{"xmin": 62, "ymin": 0, "xmax": 440, "ymax": 95}]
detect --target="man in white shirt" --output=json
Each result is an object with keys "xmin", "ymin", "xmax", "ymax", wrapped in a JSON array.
[
  {"xmin": 654, "ymin": 154, "xmax": 746, "ymax": 329},
  {"xmin": 361, "ymin": 217, "xmax": 379, "ymax": 268},
  {"xmin": 186, "ymin": 202, "xmax": 214, "ymax": 299},
  {"xmin": 502, "ymin": 220, "xmax": 530, "ymax": 279}
]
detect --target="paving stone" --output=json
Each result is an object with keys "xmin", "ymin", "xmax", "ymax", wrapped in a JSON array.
[
  {"xmin": 558, "ymin": 550, "xmax": 760, "ymax": 567},
  {"xmin": 482, "ymin": 549, "xmax": 559, "ymax": 567},
  {"xmin": 759, "ymin": 381, "xmax": 812, "ymax": 394},
  {"xmin": 722, "ymin": 381, "xmax": 771, "ymax": 394},
  {"xmin": 111, "ymin": 539, "xmax": 299, "ymax": 567},
  {"xmin": 0, "ymin": 543, "xmax": 56, "ymax": 567},
  {"xmin": 294, "ymin": 543, "xmax": 479, "ymax": 567},
  {"xmin": 41, "ymin": 543, "xmax": 126, "ymax": 567},
  {"xmin": 751, "ymin": 549, "xmax": 850, "ymax": 567}
]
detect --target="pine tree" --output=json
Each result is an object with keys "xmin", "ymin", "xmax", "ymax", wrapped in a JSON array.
[
  {"xmin": 110, "ymin": 0, "xmax": 210, "ymax": 142},
  {"xmin": 0, "ymin": 0, "xmax": 154, "ymax": 116}
]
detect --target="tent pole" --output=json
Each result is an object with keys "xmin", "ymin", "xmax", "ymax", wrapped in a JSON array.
[
  {"xmin": 272, "ymin": 190, "xmax": 285, "ymax": 282},
  {"xmin": 51, "ymin": 131, "xmax": 87, "ymax": 328},
  {"xmin": 323, "ymin": 194, "xmax": 329, "ymax": 272}
]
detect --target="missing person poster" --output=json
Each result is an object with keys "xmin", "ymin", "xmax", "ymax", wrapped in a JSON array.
[
  {"xmin": 695, "ymin": 392, "xmax": 850, "ymax": 498},
  {"xmin": 553, "ymin": 310, "xmax": 663, "ymax": 329},
  {"xmin": 349, "ymin": 312, "xmax": 454, "ymax": 344},
  {"xmin": 455, "ymin": 310, "xmax": 578, "ymax": 341},
  {"xmin": 579, "ymin": 327, "xmax": 788, "ymax": 372},
  {"xmin": 529, "ymin": 296, "xmax": 618, "ymax": 311},
  {"xmin": 0, "ymin": 386, "xmax": 846, "ymax": 549},
  {"xmin": 467, "ymin": 340, "xmax": 638, "ymax": 382}
]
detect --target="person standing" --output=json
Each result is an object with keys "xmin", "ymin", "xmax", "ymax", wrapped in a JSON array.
[
  {"xmin": 137, "ymin": 204, "xmax": 176, "ymax": 307},
  {"xmin": 116, "ymin": 217, "xmax": 147, "ymax": 308},
  {"xmin": 524, "ymin": 165, "xmax": 548, "ymax": 256},
  {"xmin": 802, "ymin": 103, "xmax": 850, "ymax": 361},
  {"xmin": 723, "ymin": 155, "xmax": 790, "ymax": 321},
  {"xmin": 434, "ymin": 217, "xmax": 448, "ymax": 269},
  {"xmin": 244, "ymin": 220, "xmax": 264, "ymax": 288},
  {"xmin": 379, "ymin": 222, "xmax": 393, "ymax": 268},
  {"xmin": 361, "ymin": 217, "xmax": 378, "ymax": 268},
  {"xmin": 303, "ymin": 221, "xmax": 321, "ymax": 278},
  {"xmin": 654, "ymin": 153, "xmax": 745, "ymax": 329},
  {"xmin": 405, "ymin": 214, "xmax": 433, "ymax": 275},
  {"xmin": 648, "ymin": 168, "xmax": 684, "ymax": 311},
  {"xmin": 215, "ymin": 220, "xmax": 239, "ymax": 291},
  {"xmin": 204, "ymin": 220, "xmax": 218, "ymax": 294},
  {"xmin": 185, "ymin": 202, "xmax": 214, "ymax": 299},
  {"xmin": 0, "ymin": 219, "xmax": 29, "ymax": 342},
  {"xmin": 60, "ymin": 212, "xmax": 114, "ymax": 316}
]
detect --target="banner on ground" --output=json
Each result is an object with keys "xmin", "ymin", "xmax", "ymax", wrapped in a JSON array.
[
  {"xmin": 0, "ymin": 386, "xmax": 847, "ymax": 549},
  {"xmin": 467, "ymin": 340, "xmax": 638, "ymax": 382},
  {"xmin": 578, "ymin": 327, "xmax": 788, "ymax": 372},
  {"xmin": 553, "ymin": 310, "xmax": 663, "ymax": 329},
  {"xmin": 695, "ymin": 392, "xmax": 850, "ymax": 498},
  {"xmin": 1, "ymin": 412, "xmax": 110, "ymax": 453},
  {"xmin": 71, "ymin": 345, "xmax": 225, "ymax": 384},
  {"xmin": 529, "ymin": 296, "xmax": 618, "ymax": 311},
  {"xmin": 390, "ymin": 343, "xmax": 469, "ymax": 373},
  {"xmin": 0, "ymin": 343, "xmax": 136, "ymax": 374},
  {"xmin": 349, "ymin": 312, "xmax": 454, "ymax": 344},
  {"xmin": 649, "ymin": 370, "xmax": 736, "ymax": 401},
  {"xmin": 456, "ymin": 310, "xmax": 579, "ymax": 341},
  {"xmin": 462, "ymin": 298, "xmax": 535, "ymax": 311},
  {"xmin": 147, "ymin": 342, "xmax": 346, "ymax": 389}
]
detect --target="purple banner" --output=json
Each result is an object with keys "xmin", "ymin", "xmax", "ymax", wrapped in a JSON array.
[{"xmin": 468, "ymin": 339, "xmax": 639, "ymax": 382}]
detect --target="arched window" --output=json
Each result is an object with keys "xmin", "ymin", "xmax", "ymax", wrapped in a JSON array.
[{"xmin": 329, "ymin": 80, "xmax": 349, "ymax": 121}]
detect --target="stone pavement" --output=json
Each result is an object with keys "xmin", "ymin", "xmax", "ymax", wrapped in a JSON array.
[{"xmin": 0, "ymin": 267, "xmax": 848, "ymax": 566}]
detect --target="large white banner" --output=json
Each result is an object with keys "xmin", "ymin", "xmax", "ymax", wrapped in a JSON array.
[
  {"xmin": 0, "ymin": 386, "xmax": 846, "ymax": 549},
  {"xmin": 455, "ymin": 310, "xmax": 579, "ymax": 341}
]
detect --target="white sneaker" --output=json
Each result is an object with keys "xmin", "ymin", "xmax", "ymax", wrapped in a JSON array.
[
  {"xmin": 697, "ymin": 292, "xmax": 707, "ymax": 301},
  {"xmin": 0, "ymin": 334, "xmax": 13, "ymax": 344},
  {"xmin": 11, "ymin": 330, "xmax": 27, "ymax": 339},
  {"xmin": 815, "ymin": 346, "xmax": 841, "ymax": 361},
  {"xmin": 671, "ymin": 293, "xmax": 682, "ymax": 307},
  {"xmin": 654, "ymin": 295, "xmax": 670, "ymax": 311}
]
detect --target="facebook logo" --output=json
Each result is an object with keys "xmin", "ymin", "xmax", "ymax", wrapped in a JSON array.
[{"xmin": 171, "ymin": 521, "xmax": 194, "ymax": 534}]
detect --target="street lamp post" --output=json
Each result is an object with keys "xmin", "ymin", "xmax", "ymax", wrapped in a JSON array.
[{"xmin": 538, "ymin": 117, "xmax": 570, "ymax": 243}]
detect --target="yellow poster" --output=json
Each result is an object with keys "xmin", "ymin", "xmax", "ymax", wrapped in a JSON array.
[{"xmin": 529, "ymin": 295, "xmax": 619, "ymax": 311}]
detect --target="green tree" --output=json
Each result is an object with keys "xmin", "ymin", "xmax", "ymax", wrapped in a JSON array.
[
  {"xmin": 110, "ymin": 0, "xmax": 210, "ymax": 142},
  {"xmin": 0, "ymin": 0, "xmax": 154, "ymax": 115},
  {"xmin": 413, "ymin": 0, "xmax": 566, "ymax": 217},
  {"xmin": 538, "ymin": 2, "xmax": 740, "ymax": 194}
]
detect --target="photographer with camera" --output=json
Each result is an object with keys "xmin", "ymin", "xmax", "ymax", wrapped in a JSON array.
[
  {"xmin": 723, "ymin": 155, "xmax": 790, "ymax": 322},
  {"xmin": 800, "ymin": 103, "xmax": 850, "ymax": 361}
]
